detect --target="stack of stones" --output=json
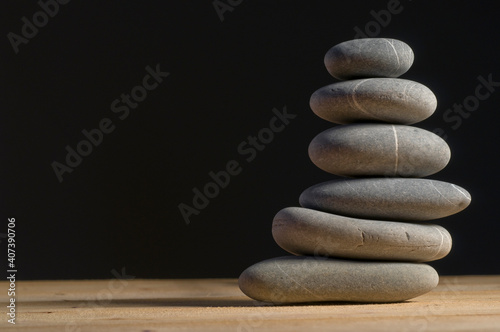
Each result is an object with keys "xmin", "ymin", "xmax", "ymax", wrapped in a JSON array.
[{"xmin": 239, "ymin": 38, "xmax": 471, "ymax": 304}]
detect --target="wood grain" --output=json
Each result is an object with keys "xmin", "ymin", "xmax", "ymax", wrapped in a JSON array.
[{"xmin": 1, "ymin": 276, "xmax": 499, "ymax": 331}]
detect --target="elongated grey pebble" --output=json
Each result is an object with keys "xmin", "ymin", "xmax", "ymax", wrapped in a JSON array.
[
  {"xmin": 309, "ymin": 124, "xmax": 450, "ymax": 177},
  {"xmin": 272, "ymin": 207, "xmax": 452, "ymax": 262},
  {"xmin": 299, "ymin": 178, "xmax": 471, "ymax": 221},
  {"xmin": 310, "ymin": 78, "xmax": 437, "ymax": 124},
  {"xmin": 238, "ymin": 256, "xmax": 438, "ymax": 303},
  {"xmin": 324, "ymin": 38, "xmax": 414, "ymax": 80}
]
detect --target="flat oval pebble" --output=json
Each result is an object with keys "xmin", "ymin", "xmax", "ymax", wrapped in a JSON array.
[
  {"xmin": 239, "ymin": 256, "xmax": 438, "ymax": 303},
  {"xmin": 324, "ymin": 38, "xmax": 414, "ymax": 80},
  {"xmin": 310, "ymin": 78, "xmax": 437, "ymax": 124},
  {"xmin": 309, "ymin": 124, "xmax": 450, "ymax": 177},
  {"xmin": 272, "ymin": 207, "xmax": 451, "ymax": 262},
  {"xmin": 299, "ymin": 178, "xmax": 471, "ymax": 221}
]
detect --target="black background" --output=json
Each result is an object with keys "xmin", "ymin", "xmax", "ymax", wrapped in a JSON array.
[{"xmin": 1, "ymin": 0, "xmax": 499, "ymax": 280}]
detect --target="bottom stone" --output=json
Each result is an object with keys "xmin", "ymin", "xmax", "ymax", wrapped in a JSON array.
[{"xmin": 238, "ymin": 256, "xmax": 438, "ymax": 303}]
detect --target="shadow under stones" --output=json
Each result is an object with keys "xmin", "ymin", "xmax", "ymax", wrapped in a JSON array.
[{"xmin": 37, "ymin": 298, "xmax": 413, "ymax": 308}]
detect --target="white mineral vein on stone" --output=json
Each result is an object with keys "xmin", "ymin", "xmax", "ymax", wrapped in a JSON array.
[
  {"xmin": 428, "ymin": 226, "xmax": 446, "ymax": 260},
  {"xmin": 384, "ymin": 38, "xmax": 400, "ymax": 77},
  {"xmin": 430, "ymin": 181, "xmax": 459, "ymax": 207},
  {"xmin": 349, "ymin": 79, "xmax": 381, "ymax": 120},
  {"xmin": 402, "ymin": 80, "xmax": 410, "ymax": 104},
  {"xmin": 405, "ymin": 81, "xmax": 419, "ymax": 104},
  {"xmin": 451, "ymin": 184, "xmax": 471, "ymax": 200},
  {"xmin": 392, "ymin": 125, "xmax": 399, "ymax": 176}
]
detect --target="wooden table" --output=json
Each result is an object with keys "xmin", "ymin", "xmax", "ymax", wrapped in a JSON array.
[{"xmin": 1, "ymin": 276, "xmax": 499, "ymax": 331}]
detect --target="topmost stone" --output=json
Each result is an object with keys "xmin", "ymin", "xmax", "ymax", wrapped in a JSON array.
[{"xmin": 325, "ymin": 38, "xmax": 414, "ymax": 80}]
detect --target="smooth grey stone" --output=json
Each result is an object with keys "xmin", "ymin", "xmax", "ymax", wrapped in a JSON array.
[
  {"xmin": 239, "ymin": 256, "xmax": 438, "ymax": 303},
  {"xmin": 310, "ymin": 78, "xmax": 437, "ymax": 125},
  {"xmin": 272, "ymin": 207, "xmax": 452, "ymax": 262},
  {"xmin": 308, "ymin": 124, "xmax": 451, "ymax": 177},
  {"xmin": 324, "ymin": 38, "xmax": 414, "ymax": 80},
  {"xmin": 299, "ymin": 178, "xmax": 471, "ymax": 221}
]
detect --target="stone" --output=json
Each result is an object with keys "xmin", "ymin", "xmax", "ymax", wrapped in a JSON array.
[
  {"xmin": 272, "ymin": 207, "xmax": 452, "ymax": 262},
  {"xmin": 299, "ymin": 178, "xmax": 471, "ymax": 221},
  {"xmin": 238, "ymin": 256, "xmax": 438, "ymax": 303},
  {"xmin": 308, "ymin": 124, "xmax": 450, "ymax": 177},
  {"xmin": 324, "ymin": 38, "xmax": 414, "ymax": 80},
  {"xmin": 309, "ymin": 78, "xmax": 437, "ymax": 125}
]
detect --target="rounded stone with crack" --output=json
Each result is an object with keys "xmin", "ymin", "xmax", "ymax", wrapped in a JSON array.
[
  {"xmin": 272, "ymin": 207, "xmax": 452, "ymax": 262},
  {"xmin": 308, "ymin": 123, "xmax": 450, "ymax": 177},
  {"xmin": 310, "ymin": 78, "xmax": 437, "ymax": 124},
  {"xmin": 324, "ymin": 38, "xmax": 414, "ymax": 80}
]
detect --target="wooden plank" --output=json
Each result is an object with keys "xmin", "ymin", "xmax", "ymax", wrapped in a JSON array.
[{"xmin": 0, "ymin": 276, "xmax": 499, "ymax": 331}]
